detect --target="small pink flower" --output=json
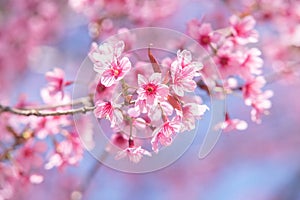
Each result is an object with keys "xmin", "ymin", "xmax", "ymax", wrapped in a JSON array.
[
  {"xmin": 15, "ymin": 140, "xmax": 47, "ymax": 172},
  {"xmin": 214, "ymin": 42, "xmax": 242, "ymax": 79},
  {"xmin": 137, "ymin": 73, "xmax": 169, "ymax": 105},
  {"xmin": 89, "ymin": 41, "xmax": 132, "ymax": 87},
  {"xmin": 45, "ymin": 68, "xmax": 72, "ymax": 98},
  {"xmin": 126, "ymin": 0, "xmax": 177, "ymax": 24},
  {"xmin": 216, "ymin": 113, "xmax": 248, "ymax": 132},
  {"xmin": 151, "ymin": 117, "xmax": 181, "ymax": 153},
  {"xmin": 90, "ymin": 76, "xmax": 117, "ymax": 102},
  {"xmin": 239, "ymin": 48, "xmax": 263, "ymax": 79},
  {"xmin": 30, "ymin": 115, "xmax": 70, "ymax": 139},
  {"xmin": 187, "ymin": 20, "xmax": 221, "ymax": 49},
  {"xmin": 229, "ymin": 15, "xmax": 258, "ymax": 44},
  {"xmin": 250, "ymin": 90, "xmax": 273, "ymax": 124},
  {"xmin": 94, "ymin": 101, "xmax": 123, "ymax": 128},
  {"xmin": 175, "ymin": 50, "xmax": 203, "ymax": 71},
  {"xmin": 242, "ymin": 76, "xmax": 266, "ymax": 103},
  {"xmin": 100, "ymin": 57, "xmax": 131, "ymax": 87},
  {"xmin": 181, "ymin": 103, "xmax": 209, "ymax": 132},
  {"xmin": 116, "ymin": 28, "xmax": 136, "ymax": 51},
  {"xmin": 45, "ymin": 132, "xmax": 83, "ymax": 170},
  {"xmin": 170, "ymin": 50, "xmax": 203, "ymax": 96},
  {"xmin": 115, "ymin": 146, "xmax": 151, "ymax": 163}
]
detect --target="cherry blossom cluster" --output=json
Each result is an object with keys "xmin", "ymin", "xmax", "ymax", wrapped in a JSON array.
[
  {"xmin": 0, "ymin": 68, "xmax": 91, "ymax": 199},
  {"xmin": 69, "ymin": 0, "xmax": 178, "ymax": 39},
  {"xmin": 187, "ymin": 14, "xmax": 273, "ymax": 130},
  {"xmin": 89, "ymin": 40, "xmax": 208, "ymax": 163},
  {"xmin": 199, "ymin": 0, "xmax": 300, "ymax": 82},
  {"xmin": 0, "ymin": 0, "xmax": 65, "ymax": 98}
]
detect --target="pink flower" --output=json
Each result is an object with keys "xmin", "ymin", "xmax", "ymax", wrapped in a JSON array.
[
  {"xmin": 116, "ymin": 28, "xmax": 136, "ymax": 51},
  {"xmin": 90, "ymin": 76, "xmax": 117, "ymax": 102},
  {"xmin": 40, "ymin": 87, "xmax": 71, "ymax": 105},
  {"xmin": 242, "ymin": 77, "xmax": 273, "ymax": 123},
  {"xmin": 216, "ymin": 113, "xmax": 248, "ymax": 132},
  {"xmin": 250, "ymin": 90, "xmax": 273, "ymax": 124},
  {"xmin": 115, "ymin": 146, "xmax": 151, "ymax": 163},
  {"xmin": 94, "ymin": 101, "xmax": 123, "ymax": 128},
  {"xmin": 137, "ymin": 73, "xmax": 169, "ymax": 105},
  {"xmin": 187, "ymin": 20, "xmax": 221, "ymax": 49},
  {"xmin": 151, "ymin": 117, "xmax": 181, "ymax": 153},
  {"xmin": 214, "ymin": 41, "xmax": 241, "ymax": 79},
  {"xmin": 242, "ymin": 76, "xmax": 266, "ymax": 103},
  {"xmin": 45, "ymin": 68, "xmax": 72, "ymax": 98},
  {"xmin": 15, "ymin": 140, "xmax": 47, "ymax": 172},
  {"xmin": 100, "ymin": 57, "xmax": 131, "ymax": 87},
  {"xmin": 170, "ymin": 50, "xmax": 203, "ymax": 96},
  {"xmin": 30, "ymin": 115, "xmax": 70, "ymax": 139},
  {"xmin": 89, "ymin": 41, "xmax": 132, "ymax": 87},
  {"xmin": 229, "ymin": 15, "xmax": 258, "ymax": 45},
  {"xmin": 45, "ymin": 131, "xmax": 83, "ymax": 170},
  {"xmin": 126, "ymin": 0, "xmax": 177, "ymax": 24},
  {"xmin": 239, "ymin": 48, "xmax": 263, "ymax": 79},
  {"xmin": 181, "ymin": 103, "xmax": 209, "ymax": 132}
]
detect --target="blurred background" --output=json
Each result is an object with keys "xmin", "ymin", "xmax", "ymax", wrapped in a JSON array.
[{"xmin": 1, "ymin": 0, "xmax": 300, "ymax": 199}]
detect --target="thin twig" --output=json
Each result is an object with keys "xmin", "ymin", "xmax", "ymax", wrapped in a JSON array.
[
  {"xmin": 0, "ymin": 104, "xmax": 95, "ymax": 117},
  {"xmin": 23, "ymin": 96, "xmax": 93, "ymax": 110}
]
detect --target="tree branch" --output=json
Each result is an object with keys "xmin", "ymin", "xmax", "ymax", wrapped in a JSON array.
[{"xmin": 0, "ymin": 104, "xmax": 95, "ymax": 117}]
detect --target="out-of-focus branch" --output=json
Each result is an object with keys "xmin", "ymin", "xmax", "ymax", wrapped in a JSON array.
[
  {"xmin": 0, "ymin": 96, "xmax": 95, "ymax": 117},
  {"xmin": 23, "ymin": 96, "xmax": 93, "ymax": 110},
  {"xmin": 0, "ymin": 104, "xmax": 95, "ymax": 117}
]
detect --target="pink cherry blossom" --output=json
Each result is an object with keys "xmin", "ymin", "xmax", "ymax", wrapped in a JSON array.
[
  {"xmin": 126, "ymin": 0, "xmax": 177, "ymax": 24},
  {"xmin": 90, "ymin": 76, "xmax": 117, "ymax": 102},
  {"xmin": 0, "ymin": 163, "xmax": 16, "ymax": 199},
  {"xmin": 151, "ymin": 131, "xmax": 173, "ymax": 154},
  {"xmin": 116, "ymin": 28, "xmax": 136, "ymax": 51},
  {"xmin": 89, "ymin": 41, "xmax": 124, "ymax": 71},
  {"xmin": 100, "ymin": 57, "xmax": 131, "ymax": 87},
  {"xmin": 30, "ymin": 115, "xmax": 70, "ymax": 139},
  {"xmin": 214, "ymin": 41, "xmax": 242, "ymax": 79},
  {"xmin": 250, "ymin": 90, "xmax": 274, "ymax": 124},
  {"xmin": 229, "ymin": 15, "xmax": 258, "ymax": 45},
  {"xmin": 15, "ymin": 140, "xmax": 47, "ymax": 172},
  {"xmin": 137, "ymin": 73, "xmax": 169, "ymax": 105},
  {"xmin": 115, "ymin": 146, "xmax": 151, "ymax": 163},
  {"xmin": 187, "ymin": 20, "xmax": 221, "ymax": 50},
  {"xmin": 239, "ymin": 48, "xmax": 263, "ymax": 79},
  {"xmin": 151, "ymin": 117, "xmax": 182, "ymax": 153},
  {"xmin": 89, "ymin": 41, "xmax": 132, "ymax": 87},
  {"xmin": 170, "ymin": 50, "xmax": 203, "ymax": 96},
  {"xmin": 45, "ymin": 68, "xmax": 72, "ymax": 98},
  {"xmin": 45, "ymin": 131, "xmax": 83, "ymax": 170},
  {"xmin": 94, "ymin": 101, "xmax": 123, "ymax": 128},
  {"xmin": 216, "ymin": 113, "xmax": 248, "ymax": 132},
  {"xmin": 242, "ymin": 76, "xmax": 266, "ymax": 103},
  {"xmin": 181, "ymin": 103, "xmax": 209, "ymax": 132}
]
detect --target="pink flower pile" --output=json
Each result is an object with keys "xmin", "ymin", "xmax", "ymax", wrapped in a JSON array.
[
  {"xmin": 187, "ymin": 14, "xmax": 272, "ymax": 130},
  {"xmin": 89, "ymin": 41, "xmax": 209, "ymax": 163}
]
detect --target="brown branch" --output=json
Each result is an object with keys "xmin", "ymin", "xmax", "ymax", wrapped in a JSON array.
[
  {"xmin": 0, "ymin": 104, "xmax": 95, "ymax": 117},
  {"xmin": 23, "ymin": 96, "xmax": 93, "ymax": 110}
]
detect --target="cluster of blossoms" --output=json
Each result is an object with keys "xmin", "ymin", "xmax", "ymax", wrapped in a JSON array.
[
  {"xmin": 0, "ymin": 0, "xmax": 64, "ymax": 98},
  {"xmin": 187, "ymin": 14, "xmax": 273, "ymax": 130},
  {"xmin": 0, "ymin": 68, "xmax": 92, "ymax": 199},
  {"xmin": 89, "ymin": 40, "xmax": 208, "ymax": 163},
  {"xmin": 214, "ymin": 0, "xmax": 300, "ymax": 83},
  {"xmin": 68, "ymin": 0, "xmax": 177, "ymax": 39}
]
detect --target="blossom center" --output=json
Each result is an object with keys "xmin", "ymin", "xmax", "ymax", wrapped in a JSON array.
[
  {"xmin": 200, "ymin": 35, "xmax": 211, "ymax": 45},
  {"xmin": 219, "ymin": 56, "xmax": 229, "ymax": 66},
  {"xmin": 144, "ymin": 83, "xmax": 157, "ymax": 95},
  {"xmin": 112, "ymin": 68, "xmax": 121, "ymax": 78}
]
